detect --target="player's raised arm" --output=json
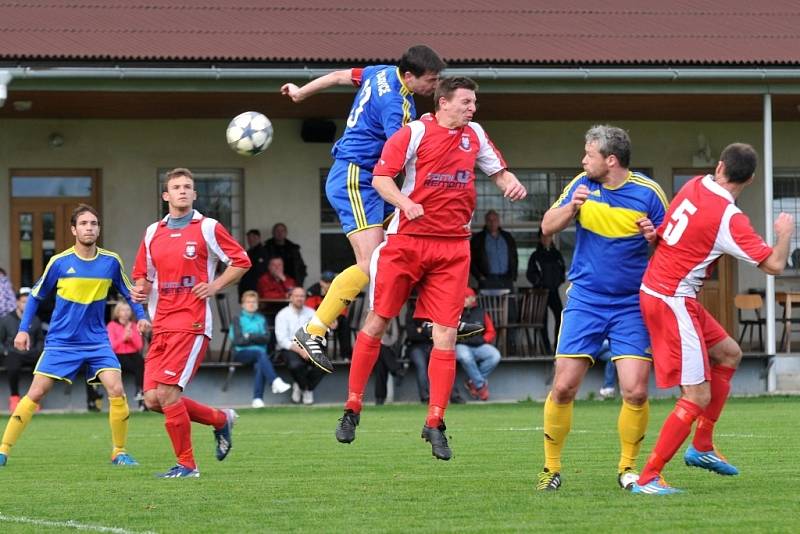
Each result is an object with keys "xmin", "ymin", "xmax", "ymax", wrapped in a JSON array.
[
  {"xmin": 490, "ymin": 169, "xmax": 527, "ymax": 201},
  {"xmin": 280, "ymin": 69, "xmax": 356, "ymax": 103},
  {"xmin": 541, "ymin": 181, "xmax": 590, "ymax": 236},
  {"xmin": 759, "ymin": 212, "xmax": 795, "ymax": 275}
]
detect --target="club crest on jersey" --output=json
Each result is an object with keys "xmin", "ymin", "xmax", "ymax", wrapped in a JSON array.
[
  {"xmin": 183, "ymin": 241, "xmax": 198, "ymax": 259},
  {"xmin": 459, "ymin": 134, "xmax": 471, "ymax": 152}
]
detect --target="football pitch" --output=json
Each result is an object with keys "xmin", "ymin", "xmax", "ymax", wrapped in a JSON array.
[{"xmin": 0, "ymin": 397, "xmax": 797, "ymax": 533}]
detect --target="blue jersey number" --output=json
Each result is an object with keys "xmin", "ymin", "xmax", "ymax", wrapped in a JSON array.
[{"xmin": 346, "ymin": 79, "xmax": 372, "ymax": 129}]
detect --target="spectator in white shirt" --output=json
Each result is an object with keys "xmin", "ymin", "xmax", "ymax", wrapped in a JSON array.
[{"xmin": 274, "ymin": 287, "xmax": 327, "ymax": 404}]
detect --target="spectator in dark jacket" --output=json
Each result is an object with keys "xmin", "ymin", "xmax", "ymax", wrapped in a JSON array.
[
  {"xmin": 0, "ymin": 287, "xmax": 44, "ymax": 412},
  {"xmin": 238, "ymin": 229, "xmax": 270, "ymax": 296},
  {"xmin": 470, "ymin": 210, "xmax": 518, "ymax": 290},
  {"xmin": 264, "ymin": 223, "xmax": 307, "ymax": 287},
  {"xmin": 526, "ymin": 229, "xmax": 566, "ymax": 353},
  {"xmin": 456, "ymin": 287, "xmax": 501, "ymax": 401}
]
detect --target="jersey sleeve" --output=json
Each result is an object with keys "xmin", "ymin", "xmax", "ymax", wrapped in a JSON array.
[
  {"xmin": 132, "ymin": 230, "xmax": 154, "ymax": 282},
  {"xmin": 373, "ymin": 125, "xmax": 413, "ymax": 178},
  {"xmin": 648, "ymin": 182, "xmax": 669, "ymax": 228},
  {"xmin": 551, "ymin": 174, "xmax": 587, "ymax": 210},
  {"xmin": 469, "ymin": 122, "xmax": 507, "ymax": 176},
  {"xmin": 724, "ymin": 212, "xmax": 773, "ymax": 265},
  {"xmin": 351, "ymin": 67, "xmax": 364, "ymax": 86},
  {"xmin": 204, "ymin": 221, "xmax": 251, "ymax": 269},
  {"xmin": 111, "ymin": 256, "xmax": 147, "ymax": 321}
]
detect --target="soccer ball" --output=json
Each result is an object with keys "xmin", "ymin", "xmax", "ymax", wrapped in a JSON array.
[{"xmin": 226, "ymin": 111, "xmax": 273, "ymax": 156}]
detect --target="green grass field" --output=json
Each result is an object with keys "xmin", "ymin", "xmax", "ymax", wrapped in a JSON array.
[{"xmin": 0, "ymin": 397, "xmax": 798, "ymax": 533}]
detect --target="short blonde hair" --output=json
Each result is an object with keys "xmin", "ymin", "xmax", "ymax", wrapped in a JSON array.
[
  {"xmin": 112, "ymin": 301, "xmax": 132, "ymax": 321},
  {"xmin": 241, "ymin": 290, "xmax": 259, "ymax": 303}
]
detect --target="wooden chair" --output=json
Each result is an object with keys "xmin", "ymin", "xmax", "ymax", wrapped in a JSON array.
[
  {"xmin": 507, "ymin": 288, "xmax": 550, "ymax": 356},
  {"xmin": 734, "ymin": 294, "xmax": 764, "ymax": 352},
  {"xmin": 477, "ymin": 289, "xmax": 510, "ymax": 355},
  {"xmin": 776, "ymin": 292, "xmax": 800, "ymax": 353}
]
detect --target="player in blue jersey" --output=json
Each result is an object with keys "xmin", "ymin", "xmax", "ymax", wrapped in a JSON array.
[
  {"xmin": 280, "ymin": 45, "xmax": 448, "ymax": 371},
  {"xmin": 0, "ymin": 204, "xmax": 150, "ymax": 467},
  {"xmin": 535, "ymin": 125, "xmax": 668, "ymax": 492}
]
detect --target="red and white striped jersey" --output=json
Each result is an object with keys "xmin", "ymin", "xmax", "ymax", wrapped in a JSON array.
[
  {"xmin": 133, "ymin": 211, "xmax": 250, "ymax": 337},
  {"xmin": 373, "ymin": 113, "xmax": 506, "ymax": 238},
  {"xmin": 642, "ymin": 175, "xmax": 772, "ymax": 297}
]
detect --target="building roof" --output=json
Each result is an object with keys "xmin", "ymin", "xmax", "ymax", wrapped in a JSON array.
[{"xmin": 2, "ymin": 0, "xmax": 800, "ymax": 66}]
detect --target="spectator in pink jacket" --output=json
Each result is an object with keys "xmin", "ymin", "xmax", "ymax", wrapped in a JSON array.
[{"xmin": 107, "ymin": 302, "xmax": 145, "ymax": 410}]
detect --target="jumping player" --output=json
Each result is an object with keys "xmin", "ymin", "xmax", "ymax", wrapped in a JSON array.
[
  {"xmin": 131, "ymin": 168, "xmax": 251, "ymax": 478},
  {"xmin": 536, "ymin": 125, "xmax": 668, "ymax": 491},
  {"xmin": 281, "ymin": 45, "xmax": 449, "ymax": 372},
  {"xmin": 0, "ymin": 204, "xmax": 148, "ymax": 467},
  {"xmin": 333, "ymin": 76, "xmax": 527, "ymax": 460},
  {"xmin": 632, "ymin": 143, "xmax": 794, "ymax": 494}
]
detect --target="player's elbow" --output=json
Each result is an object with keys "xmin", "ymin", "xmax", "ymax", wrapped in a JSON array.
[{"xmin": 758, "ymin": 259, "xmax": 785, "ymax": 276}]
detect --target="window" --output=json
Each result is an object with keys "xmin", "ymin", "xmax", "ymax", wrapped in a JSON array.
[
  {"xmin": 774, "ymin": 170, "xmax": 800, "ymax": 271},
  {"xmin": 475, "ymin": 169, "xmax": 580, "ymax": 276},
  {"xmin": 158, "ymin": 168, "xmax": 243, "ymax": 240}
]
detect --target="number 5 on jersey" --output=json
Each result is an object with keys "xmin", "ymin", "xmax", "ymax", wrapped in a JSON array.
[{"xmin": 663, "ymin": 198, "xmax": 698, "ymax": 245}]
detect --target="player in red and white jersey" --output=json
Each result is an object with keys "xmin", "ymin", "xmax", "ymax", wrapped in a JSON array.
[
  {"xmin": 632, "ymin": 144, "xmax": 795, "ymax": 494},
  {"xmin": 131, "ymin": 168, "xmax": 251, "ymax": 478},
  {"xmin": 334, "ymin": 77, "xmax": 527, "ymax": 460}
]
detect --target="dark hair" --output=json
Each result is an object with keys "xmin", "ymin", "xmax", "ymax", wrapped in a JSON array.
[
  {"xmin": 434, "ymin": 77, "xmax": 478, "ymax": 111},
  {"xmin": 272, "ymin": 222, "xmax": 287, "ymax": 233},
  {"xmin": 162, "ymin": 167, "xmax": 194, "ymax": 192},
  {"xmin": 70, "ymin": 203, "xmax": 99, "ymax": 227},
  {"xmin": 720, "ymin": 143, "xmax": 758, "ymax": 183},
  {"xmin": 585, "ymin": 125, "xmax": 631, "ymax": 168},
  {"xmin": 398, "ymin": 45, "xmax": 446, "ymax": 78},
  {"xmin": 246, "ymin": 229, "xmax": 261, "ymax": 237}
]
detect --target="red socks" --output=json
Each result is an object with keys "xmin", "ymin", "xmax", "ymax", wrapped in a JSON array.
[
  {"xmin": 426, "ymin": 348, "xmax": 456, "ymax": 428},
  {"xmin": 163, "ymin": 399, "xmax": 195, "ymax": 469},
  {"xmin": 693, "ymin": 365, "xmax": 736, "ymax": 452},
  {"xmin": 639, "ymin": 398, "xmax": 703, "ymax": 485},
  {"xmin": 344, "ymin": 331, "xmax": 383, "ymax": 413},
  {"xmin": 182, "ymin": 396, "xmax": 226, "ymax": 430}
]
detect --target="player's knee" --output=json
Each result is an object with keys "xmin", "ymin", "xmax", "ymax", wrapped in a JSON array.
[
  {"xmin": 550, "ymin": 383, "xmax": 577, "ymax": 403},
  {"xmin": 621, "ymin": 388, "xmax": 648, "ymax": 406},
  {"xmin": 683, "ymin": 389, "xmax": 711, "ymax": 409},
  {"xmin": 143, "ymin": 393, "xmax": 162, "ymax": 412}
]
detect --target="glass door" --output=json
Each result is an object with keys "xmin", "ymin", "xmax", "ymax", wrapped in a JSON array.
[{"xmin": 8, "ymin": 170, "xmax": 100, "ymax": 289}]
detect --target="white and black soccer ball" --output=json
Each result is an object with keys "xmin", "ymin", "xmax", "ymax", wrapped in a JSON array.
[{"xmin": 226, "ymin": 111, "xmax": 273, "ymax": 156}]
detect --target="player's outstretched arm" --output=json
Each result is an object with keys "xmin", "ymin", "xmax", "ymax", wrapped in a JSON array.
[
  {"xmin": 280, "ymin": 70, "xmax": 353, "ymax": 103},
  {"xmin": 759, "ymin": 212, "xmax": 796, "ymax": 275},
  {"xmin": 541, "ymin": 184, "xmax": 590, "ymax": 236},
  {"xmin": 490, "ymin": 170, "xmax": 527, "ymax": 201},
  {"xmin": 373, "ymin": 175, "xmax": 424, "ymax": 220}
]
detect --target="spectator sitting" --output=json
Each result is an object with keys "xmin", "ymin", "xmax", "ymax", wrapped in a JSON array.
[
  {"xmin": 403, "ymin": 299, "xmax": 465, "ymax": 405},
  {"xmin": 306, "ymin": 271, "xmax": 352, "ymax": 360},
  {"xmin": 0, "ymin": 287, "xmax": 43, "ymax": 412},
  {"xmin": 0, "ymin": 267, "xmax": 16, "ymax": 316},
  {"xmin": 470, "ymin": 210, "xmax": 518, "ymax": 291},
  {"xmin": 238, "ymin": 229, "xmax": 270, "ymax": 296},
  {"xmin": 230, "ymin": 290, "xmax": 291, "ymax": 408},
  {"xmin": 264, "ymin": 222, "xmax": 308, "ymax": 287},
  {"xmin": 274, "ymin": 287, "xmax": 326, "ymax": 405},
  {"xmin": 456, "ymin": 288, "xmax": 501, "ymax": 401},
  {"xmin": 107, "ymin": 301, "xmax": 146, "ymax": 411},
  {"xmin": 526, "ymin": 229, "xmax": 566, "ymax": 353},
  {"xmin": 257, "ymin": 256, "xmax": 297, "ymax": 300}
]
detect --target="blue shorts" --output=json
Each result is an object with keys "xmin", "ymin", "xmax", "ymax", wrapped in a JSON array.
[
  {"xmin": 34, "ymin": 346, "xmax": 121, "ymax": 384},
  {"xmin": 555, "ymin": 286, "xmax": 652, "ymax": 363},
  {"xmin": 326, "ymin": 158, "xmax": 395, "ymax": 236}
]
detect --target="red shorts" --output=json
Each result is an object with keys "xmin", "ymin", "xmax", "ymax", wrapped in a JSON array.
[
  {"xmin": 144, "ymin": 331, "xmax": 209, "ymax": 391},
  {"xmin": 370, "ymin": 234, "xmax": 470, "ymax": 327},
  {"xmin": 640, "ymin": 289, "xmax": 729, "ymax": 388}
]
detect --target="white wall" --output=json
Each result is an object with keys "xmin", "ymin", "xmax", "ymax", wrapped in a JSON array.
[{"xmin": 2, "ymin": 117, "xmax": 799, "ymax": 294}]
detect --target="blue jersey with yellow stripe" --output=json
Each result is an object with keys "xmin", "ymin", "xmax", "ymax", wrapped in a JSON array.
[
  {"xmin": 20, "ymin": 247, "xmax": 145, "ymax": 350},
  {"xmin": 554, "ymin": 171, "xmax": 668, "ymax": 298},
  {"xmin": 331, "ymin": 65, "xmax": 415, "ymax": 169}
]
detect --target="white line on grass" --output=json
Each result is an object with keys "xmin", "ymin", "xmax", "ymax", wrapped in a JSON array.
[{"xmin": 0, "ymin": 513, "xmax": 156, "ymax": 534}]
